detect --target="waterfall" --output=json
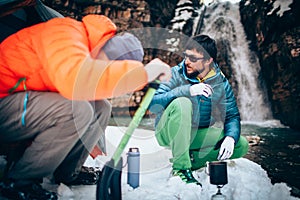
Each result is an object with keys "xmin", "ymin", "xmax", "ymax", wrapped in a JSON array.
[{"xmin": 198, "ymin": 1, "xmax": 273, "ymax": 121}]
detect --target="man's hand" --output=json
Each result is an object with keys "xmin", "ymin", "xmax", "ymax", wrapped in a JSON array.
[
  {"xmin": 217, "ymin": 136, "xmax": 235, "ymax": 160},
  {"xmin": 190, "ymin": 83, "xmax": 213, "ymax": 97},
  {"xmin": 144, "ymin": 58, "xmax": 171, "ymax": 82}
]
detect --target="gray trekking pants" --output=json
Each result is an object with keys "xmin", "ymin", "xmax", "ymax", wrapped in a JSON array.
[{"xmin": 0, "ymin": 91, "xmax": 111, "ymax": 183}]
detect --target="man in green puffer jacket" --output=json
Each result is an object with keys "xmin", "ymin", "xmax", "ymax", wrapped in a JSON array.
[{"xmin": 149, "ymin": 34, "xmax": 249, "ymax": 186}]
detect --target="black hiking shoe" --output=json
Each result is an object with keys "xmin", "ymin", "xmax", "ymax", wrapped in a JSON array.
[
  {"xmin": 172, "ymin": 169, "xmax": 202, "ymax": 186},
  {"xmin": 63, "ymin": 166, "xmax": 102, "ymax": 186},
  {"xmin": 0, "ymin": 179, "xmax": 57, "ymax": 200}
]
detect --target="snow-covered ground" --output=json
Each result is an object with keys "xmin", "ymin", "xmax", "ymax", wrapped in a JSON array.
[{"xmin": 48, "ymin": 126, "xmax": 298, "ymax": 200}]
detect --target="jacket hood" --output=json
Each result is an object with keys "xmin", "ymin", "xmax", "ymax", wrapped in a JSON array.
[{"xmin": 82, "ymin": 15, "xmax": 117, "ymax": 58}]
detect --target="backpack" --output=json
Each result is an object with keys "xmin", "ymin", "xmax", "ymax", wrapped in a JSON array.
[{"xmin": 0, "ymin": 0, "xmax": 63, "ymax": 43}]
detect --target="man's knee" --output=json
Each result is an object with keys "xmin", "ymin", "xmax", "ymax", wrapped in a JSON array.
[
  {"xmin": 71, "ymin": 101, "xmax": 99, "ymax": 134},
  {"xmin": 93, "ymin": 99, "xmax": 112, "ymax": 118},
  {"xmin": 169, "ymin": 97, "xmax": 192, "ymax": 113},
  {"xmin": 73, "ymin": 101, "xmax": 93, "ymax": 119},
  {"xmin": 240, "ymin": 136, "xmax": 249, "ymax": 156}
]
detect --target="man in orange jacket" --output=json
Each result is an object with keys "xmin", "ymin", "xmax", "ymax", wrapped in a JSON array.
[{"xmin": 0, "ymin": 12, "xmax": 171, "ymax": 200}]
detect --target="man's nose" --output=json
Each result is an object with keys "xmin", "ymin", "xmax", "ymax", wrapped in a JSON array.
[{"xmin": 185, "ymin": 57, "xmax": 192, "ymax": 64}]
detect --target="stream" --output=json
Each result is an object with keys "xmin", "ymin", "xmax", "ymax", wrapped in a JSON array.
[{"xmin": 241, "ymin": 123, "xmax": 300, "ymax": 198}]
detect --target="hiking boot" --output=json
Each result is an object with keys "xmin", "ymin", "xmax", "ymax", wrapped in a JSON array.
[
  {"xmin": 0, "ymin": 179, "xmax": 57, "ymax": 200},
  {"xmin": 63, "ymin": 166, "xmax": 102, "ymax": 186},
  {"xmin": 172, "ymin": 169, "xmax": 202, "ymax": 186}
]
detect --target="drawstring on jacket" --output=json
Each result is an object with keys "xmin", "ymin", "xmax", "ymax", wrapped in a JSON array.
[{"xmin": 9, "ymin": 77, "xmax": 28, "ymax": 126}]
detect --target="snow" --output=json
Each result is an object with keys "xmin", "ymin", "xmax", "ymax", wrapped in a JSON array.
[
  {"xmin": 245, "ymin": 0, "xmax": 293, "ymax": 17},
  {"xmin": 170, "ymin": 0, "xmax": 194, "ymax": 31},
  {"xmin": 204, "ymin": 0, "xmax": 241, "ymax": 6},
  {"xmin": 241, "ymin": 119, "xmax": 287, "ymax": 128},
  {"xmin": 267, "ymin": 0, "xmax": 293, "ymax": 17},
  {"xmin": 46, "ymin": 126, "xmax": 298, "ymax": 200}
]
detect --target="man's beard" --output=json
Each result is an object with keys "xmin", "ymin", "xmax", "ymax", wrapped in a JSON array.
[{"xmin": 185, "ymin": 66, "xmax": 204, "ymax": 79}]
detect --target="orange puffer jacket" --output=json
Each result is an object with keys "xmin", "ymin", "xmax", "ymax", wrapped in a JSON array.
[{"xmin": 0, "ymin": 14, "xmax": 147, "ymax": 100}]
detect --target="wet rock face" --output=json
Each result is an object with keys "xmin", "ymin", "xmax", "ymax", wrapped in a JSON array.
[
  {"xmin": 43, "ymin": 0, "xmax": 151, "ymax": 31},
  {"xmin": 239, "ymin": 0, "xmax": 300, "ymax": 129}
]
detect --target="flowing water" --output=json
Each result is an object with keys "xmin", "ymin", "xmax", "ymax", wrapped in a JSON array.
[
  {"xmin": 241, "ymin": 122, "xmax": 300, "ymax": 197},
  {"xmin": 200, "ymin": 1, "xmax": 273, "ymax": 121}
]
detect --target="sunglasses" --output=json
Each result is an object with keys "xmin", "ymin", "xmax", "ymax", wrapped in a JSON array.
[{"xmin": 183, "ymin": 52, "xmax": 205, "ymax": 63}]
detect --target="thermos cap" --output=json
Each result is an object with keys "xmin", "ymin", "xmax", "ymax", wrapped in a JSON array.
[{"xmin": 129, "ymin": 147, "xmax": 139, "ymax": 152}]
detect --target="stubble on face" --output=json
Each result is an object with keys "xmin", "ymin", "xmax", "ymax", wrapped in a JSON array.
[
  {"xmin": 184, "ymin": 51, "xmax": 205, "ymax": 78},
  {"xmin": 185, "ymin": 66, "xmax": 202, "ymax": 78},
  {"xmin": 185, "ymin": 61, "xmax": 205, "ymax": 78}
]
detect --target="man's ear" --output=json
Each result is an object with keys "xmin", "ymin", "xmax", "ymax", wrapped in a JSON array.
[
  {"xmin": 203, "ymin": 57, "xmax": 213, "ymax": 67},
  {"xmin": 206, "ymin": 57, "xmax": 214, "ymax": 65}
]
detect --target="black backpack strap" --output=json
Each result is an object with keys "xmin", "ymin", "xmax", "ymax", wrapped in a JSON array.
[
  {"xmin": 34, "ymin": 0, "xmax": 63, "ymax": 21},
  {"xmin": 0, "ymin": 10, "xmax": 29, "ymax": 43}
]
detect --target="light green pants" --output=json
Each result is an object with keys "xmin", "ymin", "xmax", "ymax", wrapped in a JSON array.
[{"xmin": 155, "ymin": 97, "xmax": 249, "ymax": 170}]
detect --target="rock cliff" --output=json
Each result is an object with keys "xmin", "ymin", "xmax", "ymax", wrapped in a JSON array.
[{"xmin": 239, "ymin": 0, "xmax": 300, "ymax": 129}]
